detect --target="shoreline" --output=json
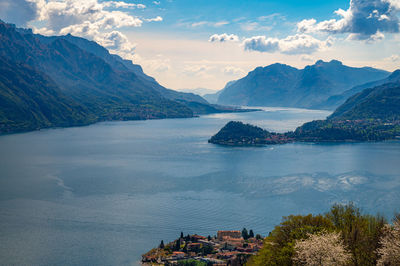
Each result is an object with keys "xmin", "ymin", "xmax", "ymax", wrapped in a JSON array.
[{"xmin": 0, "ymin": 107, "xmax": 261, "ymax": 136}]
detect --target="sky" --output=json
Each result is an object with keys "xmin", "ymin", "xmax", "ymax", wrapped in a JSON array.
[{"xmin": 1, "ymin": 0, "xmax": 400, "ymax": 91}]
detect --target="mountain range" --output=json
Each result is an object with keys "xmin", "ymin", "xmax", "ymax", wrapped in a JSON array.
[
  {"xmin": 0, "ymin": 21, "xmax": 241, "ymax": 133},
  {"xmin": 320, "ymin": 69, "xmax": 400, "ymax": 110},
  {"xmin": 210, "ymin": 78, "xmax": 400, "ymax": 145},
  {"xmin": 211, "ymin": 60, "xmax": 390, "ymax": 109},
  {"xmin": 328, "ymin": 79, "xmax": 400, "ymax": 121}
]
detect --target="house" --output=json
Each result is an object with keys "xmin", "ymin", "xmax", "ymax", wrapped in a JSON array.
[
  {"xmin": 217, "ymin": 230, "xmax": 242, "ymax": 240},
  {"xmin": 172, "ymin": 251, "xmax": 185, "ymax": 259},
  {"xmin": 198, "ymin": 239, "xmax": 214, "ymax": 247},
  {"xmin": 217, "ymin": 251, "xmax": 239, "ymax": 260},
  {"xmin": 192, "ymin": 234, "xmax": 207, "ymax": 241},
  {"xmin": 188, "ymin": 242, "xmax": 202, "ymax": 251},
  {"xmin": 223, "ymin": 237, "xmax": 243, "ymax": 247}
]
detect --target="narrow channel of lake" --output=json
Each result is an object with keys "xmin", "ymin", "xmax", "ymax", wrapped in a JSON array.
[{"xmin": 0, "ymin": 107, "xmax": 399, "ymax": 265}]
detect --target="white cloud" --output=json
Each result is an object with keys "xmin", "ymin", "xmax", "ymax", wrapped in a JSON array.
[
  {"xmin": 297, "ymin": 0, "xmax": 400, "ymax": 41},
  {"xmin": 240, "ymin": 21, "xmax": 272, "ymax": 32},
  {"xmin": 385, "ymin": 54, "xmax": 400, "ymax": 61},
  {"xmin": 183, "ymin": 64, "xmax": 214, "ymax": 78},
  {"xmin": 258, "ymin": 13, "xmax": 284, "ymax": 22},
  {"xmin": 242, "ymin": 35, "xmax": 280, "ymax": 53},
  {"xmin": 30, "ymin": 0, "xmax": 144, "ymax": 32},
  {"xmin": 209, "ymin": 33, "xmax": 239, "ymax": 42},
  {"xmin": 242, "ymin": 34, "xmax": 332, "ymax": 54},
  {"xmin": 348, "ymin": 30, "xmax": 385, "ymax": 42},
  {"xmin": 222, "ymin": 66, "xmax": 245, "ymax": 76},
  {"xmin": 99, "ymin": 30, "xmax": 136, "ymax": 54},
  {"xmin": 214, "ymin": 21, "xmax": 229, "ymax": 27},
  {"xmin": 0, "ymin": 0, "xmax": 38, "ymax": 26},
  {"xmin": 189, "ymin": 20, "xmax": 230, "ymax": 28},
  {"xmin": 131, "ymin": 54, "xmax": 171, "ymax": 73},
  {"xmin": 384, "ymin": 0, "xmax": 400, "ymax": 9},
  {"xmin": 191, "ymin": 21, "xmax": 208, "ymax": 27},
  {"xmin": 102, "ymin": 2, "xmax": 146, "ymax": 9},
  {"xmin": 300, "ymin": 55, "xmax": 315, "ymax": 62},
  {"xmin": 145, "ymin": 16, "xmax": 163, "ymax": 22},
  {"xmin": 1, "ymin": 0, "xmax": 158, "ymax": 60}
]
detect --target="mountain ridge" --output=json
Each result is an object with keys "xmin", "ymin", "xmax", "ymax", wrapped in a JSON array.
[
  {"xmin": 209, "ymin": 80, "xmax": 400, "ymax": 145},
  {"xmin": 0, "ymin": 21, "xmax": 240, "ymax": 133},
  {"xmin": 213, "ymin": 60, "xmax": 389, "ymax": 109}
]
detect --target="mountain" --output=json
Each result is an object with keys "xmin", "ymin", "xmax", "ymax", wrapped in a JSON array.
[
  {"xmin": 214, "ymin": 60, "xmax": 389, "ymax": 109},
  {"xmin": 0, "ymin": 21, "xmax": 242, "ymax": 133},
  {"xmin": 0, "ymin": 57, "xmax": 94, "ymax": 133},
  {"xmin": 0, "ymin": 21, "xmax": 196, "ymax": 124},
  {"xmin": 210, "ymin": 81, "xmax": 400, "ymax": 145},
  {"xmin": 50, "ymin": 34, "xmax": 211, "ymax": 108},
  {"xmin": 328, "ymin": 82, "xmax": 400, "ymax": 120},
  {"xmin": 290, "ymin": 81, "xmax": 400, "ymax": 141},
  {"xmin": 318, "ymin": 70, "xmax": 400, "ymax": 109},
  {"xmin": 178, "ymin": 88, "xmax": 217, "ymax": 96},
  {"xmin": 204, "ymin": 80, "xmax": 235, "ymax": 104}
]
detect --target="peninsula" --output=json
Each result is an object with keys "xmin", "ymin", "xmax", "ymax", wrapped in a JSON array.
[{"xmin": 209, "ymin": 82, "xmax": 400, "ymax": 146}]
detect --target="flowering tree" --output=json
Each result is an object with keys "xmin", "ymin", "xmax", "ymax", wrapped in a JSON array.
[
  {"xmin": 377, "ymin": 216, "xmax": 400, "ymax": 266},
  {"xmin": 293, "ymin": 231, "xmax": 351, "ymax": 266}
]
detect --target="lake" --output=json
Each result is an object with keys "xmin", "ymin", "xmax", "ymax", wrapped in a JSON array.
[{"xmin": 0, "ymin": 107, "xmax": 399, "ymax": 265}]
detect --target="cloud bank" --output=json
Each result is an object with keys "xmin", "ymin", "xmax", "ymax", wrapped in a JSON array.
[
  {"xmin": 209, "ymin": 0, "xmax": 400, "ymax": 56},
  {"xmin": 209, "ymin": 33, "xmax": 239, "ymax": 42},
  {"xmin": 297, "ymin": 0, "xmax": 400, "ymax": 41},
  {"xmin": 242, "ymin": 34, "xmax": 333, "ymax": 54},
  {"xmin": 0, "ymin": 0, "xmax": 162, "ymax": 59}
]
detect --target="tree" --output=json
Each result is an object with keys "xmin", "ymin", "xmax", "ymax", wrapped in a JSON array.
[
  {"xmin": 207, "ymin": 235, "xmax": 212, "ymax": 241},
  {"xmin": 293, "ymin": 231, "xmax": 351, "ymax": 266},
  {"xmin": 242, "ymin": 228, "xmax": 249, "ymax": 240},
  {"xmin": 247, "ymin": 214, "xmax": 334, "ymax": 266},
  {"xmin": 249, "ymin": 229, "xmax": 255, "ymax": 238},
  {"xmin": 159, "ymin": 240, "xmax": 165, "ymax": 249},
  {"xmin": 256, "ymin": 234, "xmax": 262, "ymax": 240},
  {"xmin": 202, "ymin": 244, "xmax": 214, "ymax": 255},
  {"xmin": 326, "ymin": 203, "xmax": 386, "ymax": 265},
  {"xmin": 377, "ymin": 215, "xmax": 400, "ymax": 266},
  {"xmin": 175, "ymin": 238, "xmax": 181, "ymax": 251},
  {"xmin": 181, "ymin": 232, "xmax": 184, "ymax": 239},
  {"xmin": 177, "ymin": 259, "xmax": 207, "ymax": 266}
]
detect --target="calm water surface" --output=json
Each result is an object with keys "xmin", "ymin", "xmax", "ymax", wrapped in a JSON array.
[{"xmin": 0, "ymin": 107, "xmax": 399, "ymax": 265}]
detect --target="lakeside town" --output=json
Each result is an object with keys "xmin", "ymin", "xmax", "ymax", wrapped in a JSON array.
[{"xmin": 142, "ymin": 229, "xmax": 263, "ymax": 265}]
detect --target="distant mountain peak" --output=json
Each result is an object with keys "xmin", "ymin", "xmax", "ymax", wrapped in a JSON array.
[
  {"xmin": 315, "ymin": 59, "xmax": 343, "ymax": 66},
  {"xmin": 388, "ymin": 69, "xmax": 400, "ymax": 80},
  {"xmin": 268, "ymin": 62, "xmax": 293, "ymax": 68},
  {"xmin": 329, "ymin": 59, "xmax": 343, "ymax": 65},
  {"xmin": 216, "ymin": 59, "xmax": 389, "ymax": 109}
]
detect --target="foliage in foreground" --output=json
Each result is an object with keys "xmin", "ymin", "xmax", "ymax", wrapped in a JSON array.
[
  {"xmin": 247, "ymin": 203, "xmax": 389, "ymax": 266},
  {"xmin": 293, "ymin": 231, "xmax": 351, "ymax": 266},
  {"xmin": 376, "ymin": 214, "xmax": 400, "ymax": 266}
]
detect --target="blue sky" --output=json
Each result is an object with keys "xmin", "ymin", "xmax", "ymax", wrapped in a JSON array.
[
  {"xmin": 1, "ymin": 0, "xmax": 399, "ymax": 91},
  {"xmin": 131, "ymin": 0, "xmax": 350, "ymax": 38}
]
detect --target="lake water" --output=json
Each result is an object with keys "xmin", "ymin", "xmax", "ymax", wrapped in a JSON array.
[{"xmin": 0, "ymin": 107, "xmax": 399, "ymax": 265}]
